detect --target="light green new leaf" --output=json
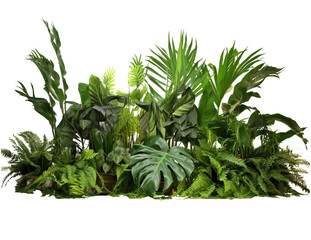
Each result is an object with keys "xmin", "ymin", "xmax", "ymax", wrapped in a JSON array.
[
  {"xmin": 101, "ymin": 67, "xmax": 116, "ymax": 94},
  {"xmin": 129, "ymin": 55, "xmax": 145, "ymax": 88}
]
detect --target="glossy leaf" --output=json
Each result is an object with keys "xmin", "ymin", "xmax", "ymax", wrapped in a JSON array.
[
  {"xmin": 89, "ymin": 74, "xmax": 107, "ymax": 106},
  {"xmin": 130, "ymin": 136, "xmax": 194, "ymax": 194}
]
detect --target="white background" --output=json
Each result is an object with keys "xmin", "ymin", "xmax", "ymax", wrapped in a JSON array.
[{"xmin": 0, "ymin": 0, "xmax": 310, "ymax": 239}]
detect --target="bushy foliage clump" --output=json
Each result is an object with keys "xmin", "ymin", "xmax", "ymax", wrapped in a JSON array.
[{"xmin": 1, "ymin": 21, "xmax": 309, "ymax": 198}]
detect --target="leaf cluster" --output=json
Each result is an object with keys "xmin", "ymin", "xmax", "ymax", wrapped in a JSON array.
[
  {"xmin": 1, "ymin": 21, "xmax": 309, "ymax": 199},
  {"xmin": 178, "ymin": 141, "xmax": 309, "ymax": 198},
  {"xmin": 1, "ymin": 132, "xmax": 52, "ymax": 191},
  {"xmin": 24, "ymin": 150, "xmax": 102, "ymax": 198}
]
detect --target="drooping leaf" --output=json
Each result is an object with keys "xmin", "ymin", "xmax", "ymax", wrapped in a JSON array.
[
  {"xmin": 198, "ymin": 45, "xmax": 263, "ymax": 126},
  {"xmin": 248, "ymin": 110, "xmax": 308, "ymax": 146},
  {"xmin": 16, "ymin": 82, "xmax": 56, "ymax": 129},
  {"xmin": 222, "ymin": 64, "xmax": 282, "ymax": 115}
]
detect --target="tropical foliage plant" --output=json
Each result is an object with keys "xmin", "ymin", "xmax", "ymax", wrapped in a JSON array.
[{"xmin": 1, "ymin": 20, "xmax": 309, "ymax": 198}]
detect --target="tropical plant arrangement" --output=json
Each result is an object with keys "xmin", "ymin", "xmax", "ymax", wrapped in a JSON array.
[{"xmin": 1, "ymin": 20, "xmax": 309, "ymax": 198}]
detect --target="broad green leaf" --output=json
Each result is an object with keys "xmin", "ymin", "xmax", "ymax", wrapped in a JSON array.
[
  {"xmin": 130, "ymin": 136, "xmax": 194, "ymax": 194},
  {"xmin": 89, "ymin": 74, "xmax": 106, "ymax": 106},
  {"xmin": 78, "ymin": 83, "xmax": 91, "ymax": 107}
]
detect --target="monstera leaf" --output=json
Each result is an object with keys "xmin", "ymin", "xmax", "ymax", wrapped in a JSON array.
[{"xmin": 130, "ymin": 136, "xmax": 194, "ymax": 194}]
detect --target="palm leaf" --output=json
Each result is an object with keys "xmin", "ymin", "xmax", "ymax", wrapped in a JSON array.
[
  {"xmin": 198, "ymin": 45, "xmax": 263, "ymax": 125},
  {"xmin": 101, "ymin": 67, "xmax": 116, "ymax": 94},
  {"xmin": 128, "ymin": 55, "xmax": 145, "ymax": 88},
  {"xmin": 146, "ymin": 32, "xmax": 207, "ymax": 100}
]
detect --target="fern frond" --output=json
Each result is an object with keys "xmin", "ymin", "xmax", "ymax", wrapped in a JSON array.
[
  {"xmin": 243, "ymin": 175, "xmax": 259, "ymax": 195},
  {"xmin": 216, "ymin": 186, "xmax": 224, "ymax": 197},
  {"xmin": 223, "ymin": 180, "xmax": 236, "ymax": 194},
  {"xmin": 180, "ymin": 170, "xmax": 213, "ymax": 198},
  {"xmin": 199, "ymin": 185, "xmax": 216, "ymax": 198},
  {"xmin": 269, "ymin": 170, "xmax": 290, "ymax": 182},
  {"xmin": 217, "ymin": 151, "xmax": 247, "ymax": 168},
  {"xmin": 1, "ymin": 149, "xmax": 13, "ymax": 158},
  {"xmin": 257, "ymin": 176, "xmax": 267, "ymax": 194},
  {"xmin": 19, "ymin": 131, "xmax": 42, "ymax": 152},
  {"xmin": 64, "ymin": 165, "xmax": 76, "ymax": 182},
  {"xmin": 291, "ymin": 167, "xmax": 308, "ymax": 174},
  {"xmin": 209, "ymin": 156, "xmax": 222, "ymax": 175},
  {"xmin": 1, "ymin": 169, "xmax": 15, "ymax": 187},
  {"xmin": 288, "ymin": 172, "xmax": 310, "ymax": 193},
  {"xmin": 13, "ymin": 135, "xmax": 31, "ymax": 156}
]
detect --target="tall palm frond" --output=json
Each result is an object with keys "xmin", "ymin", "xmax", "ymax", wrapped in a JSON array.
[
  {"xmin": 198, "ymin": 44, "xmax": 279, "ymax": 126},
  {"xmin": 146, "ymin": 32, "xmax": 209, "ymax": 102}
]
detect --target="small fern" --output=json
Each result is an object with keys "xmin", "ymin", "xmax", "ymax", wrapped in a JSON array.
[
  {"xmin": 1, "ymin": 131, "xmax": 52, "ymax": 190},
  {"xmin": 24, "ymin": 149, "xmax": 102, "ymax": 198},
  {"xmin": 179, "ymin": 170, "xmax": 215, "ymax": 198}
]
